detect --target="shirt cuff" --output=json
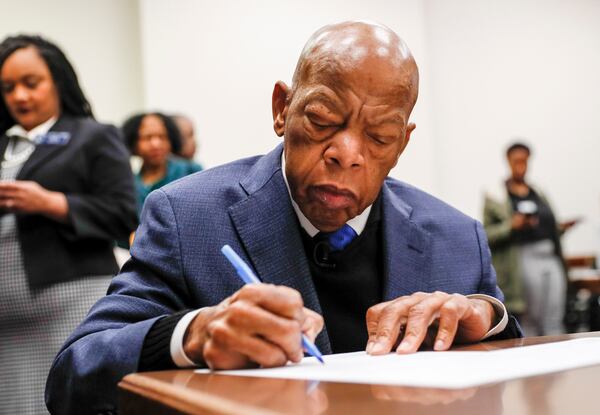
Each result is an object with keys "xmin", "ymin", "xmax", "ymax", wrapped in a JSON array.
[
  {"xmin": 170, "ymin": 308, "xmax": 203, "ymax": 368},
  {"xmin": 466, "ymin": 294, "xmax": 508, "ymax": 340}
]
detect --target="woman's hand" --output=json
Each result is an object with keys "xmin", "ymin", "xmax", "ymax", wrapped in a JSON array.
[{"xmin": 0, "ymin": 180, "xmax": 69, "ymax": 222}]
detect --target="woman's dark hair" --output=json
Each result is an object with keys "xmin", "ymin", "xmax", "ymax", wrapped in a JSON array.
[
  {"xmin": 122, "ymin": 112, "xmax": 182, "ymax": 155},
  {"xmin": 506, "ymin": 142, "xmax": 531, "ymax": 157},
  {"xmin": 0, "ymin": 34, "xmax": 93, "ymax": 134}
]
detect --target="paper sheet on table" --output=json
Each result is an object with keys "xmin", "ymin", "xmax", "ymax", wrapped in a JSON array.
[{"xmin": 196, "ymin": 338, "xmax": 600, "ymax": 389}]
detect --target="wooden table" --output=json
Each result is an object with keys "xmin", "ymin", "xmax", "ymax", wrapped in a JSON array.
[
  {"xmin": 570, "ymin": 277, "xmax": 600, "ymax": 295},
  {"xmin": 119, "ymin": 331, "xmax": 600, "ymax": 415}
]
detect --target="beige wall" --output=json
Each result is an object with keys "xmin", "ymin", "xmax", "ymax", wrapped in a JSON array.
[
  {"xmin": 0, "ymin": 0, "xmax": 144, "ymax": 125},
  {"xmin": 2, "ymin": 0, "xmax": 599, "ymax": 255},
  {"xmin": 139, "ymin": 0, "xmax": 438, "ymax": 194},
  {"xmin": 425, "ymin": 0, "xmax": 600, "ymax": 254}
]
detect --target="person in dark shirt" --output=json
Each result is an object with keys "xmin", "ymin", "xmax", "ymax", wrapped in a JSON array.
[{"xmin": 484, "ymin": 142, "xmax": 578, "ymax": 335}]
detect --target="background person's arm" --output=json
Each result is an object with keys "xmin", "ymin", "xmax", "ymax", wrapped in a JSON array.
[{"xmin": 482, "ymin": 195, "xmax": 513, "ymax": 247}]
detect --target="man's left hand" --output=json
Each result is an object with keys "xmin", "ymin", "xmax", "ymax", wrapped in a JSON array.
[{"xmin": 366, "ymin": 291, "xmax": 494, "ymax": 355}]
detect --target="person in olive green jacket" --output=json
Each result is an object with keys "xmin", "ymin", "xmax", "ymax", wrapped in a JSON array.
[{"xmin": 483, "ymin": 142, "xmax": 577, "ymax": 336}]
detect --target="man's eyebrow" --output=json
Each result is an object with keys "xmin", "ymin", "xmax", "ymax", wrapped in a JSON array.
[
  {"xmin": 303, "ymin": 91, "xmax": 341, "ymax": 110},
  {"xmin": 368, "ymin": 111, "xmax": 406, "ymax": 125}
]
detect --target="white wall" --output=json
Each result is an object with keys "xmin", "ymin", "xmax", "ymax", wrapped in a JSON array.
[
  {"xmin": 139, "ymin": 0, "xmax": 438, "ymax": 193},
  {"xmin": 4, "ymin": 1, "xmax": 599, "ymax": 255},
  {"xmin": 425, "ymin": 0, "xmax": 600, "ymax": 255},
  {"xmin": 0, "ymin": 0, "xmax": 144, "ymax": 125}
]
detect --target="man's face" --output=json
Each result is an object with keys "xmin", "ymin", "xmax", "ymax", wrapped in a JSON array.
[{"xmin": 273, "ymin": 56, "xmax": 415, "ymax": 232}]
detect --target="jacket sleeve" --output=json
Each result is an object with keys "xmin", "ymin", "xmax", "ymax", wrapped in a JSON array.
[
  {"xmin": 482, "ymin": 195, "xmax": 513, "ymax": 247},
  {"xmin": 62, "ymin": 124, "xmax": 138, "ymax": 242},
  {"xmin": 475, "ymin": 220, "xmax": 504, "ymax": 300},
  {"xmin": 45, "ymin": 189, "xmax": 191, "ymax": 415},
  {"xmin": 475, "ymin": 220, "xmax": 523, "ymax": 339}
]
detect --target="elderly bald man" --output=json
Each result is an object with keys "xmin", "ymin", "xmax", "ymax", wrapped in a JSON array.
[{"xmin": 46, "ymin": 21, "xmax": 521, "ymax": 414}]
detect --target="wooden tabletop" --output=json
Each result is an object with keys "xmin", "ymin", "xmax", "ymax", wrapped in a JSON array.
[
  {"xmin": 570, "ymin": 278, "xmax": 600, "ymax": 295},
  {"xmin": 119, "ymin": 331, "xmax": 600, "ymax": 415}
]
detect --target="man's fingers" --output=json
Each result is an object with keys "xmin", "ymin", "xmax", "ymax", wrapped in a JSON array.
[
  {"xmin": 433, "ymin": 295, "xmax": 469, "ymax": 351},
  {"xmin": 367, "ymin": 293, "xmax": 426, "ymax": 355},
  {"xmin": 202, "ymin": 337, "xmax": 250, "ymax": 370},
  {"xmin": 225, "ymin": 300, "xmax": 303, "ymax": 362},
  {"xmin": 204, "ymin": 322, "xmax": 288, "ymax": 369},
  {"xmin": 367, "ymin": 292, "xmax": 496, "ymax": 357},
  {"xmin": 301, "ymin": 307, "xmax": 324, "ymax": 342},
  {"xmin": 233, "ymin": 284, "xmax": 304, "ymax": 321},
  {"xmin": 0, "ymin": 189, "xmax": 20, "ymax": 198},
  {"xmin": 0, "ymin": 182, "xmax": 18, "ymax": 191},
  {"xmin": 454, "ymin": 299, "xmax": 495, "ymax": 343},
  {"xmin": 368, "ymin": 302, "xmax": 407, "ymax": 355},
  {"xmin": 366, "ymin": 301, "xmax": 388, "ymax": 345},
  {"xmin": 366, "ymin": 293, "xmax": 429, "ymax": 354},
  {"xmin": 397, "ymin": 292, "xmax": 449, "ymax": 354},
  {"xmin": 201, "ymin": 285, "xmax": 327, "ymax": 370}
]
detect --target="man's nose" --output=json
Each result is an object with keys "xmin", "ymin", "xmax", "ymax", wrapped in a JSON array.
[{"xmin": 323, "ymin": 130, "xmax": 365, "ymax": 169}]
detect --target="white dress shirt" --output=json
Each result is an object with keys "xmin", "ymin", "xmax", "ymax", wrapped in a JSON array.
[{"xmin": 5, "ymin": 116, "xmax": 58, "ymax": 141}]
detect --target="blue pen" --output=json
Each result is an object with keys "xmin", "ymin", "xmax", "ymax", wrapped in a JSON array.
[{"xmin": 221, "ymin": 244, "xmax": 325, "ymax": 364}]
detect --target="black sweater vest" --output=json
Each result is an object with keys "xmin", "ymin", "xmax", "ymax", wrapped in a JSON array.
[
  {"xmin": 301, "ymin": 199, "xmax": 383, "ymax": 353},
  {"xmin": 140, "ymin": 200, "xmax": 385, "ymax": 370}
]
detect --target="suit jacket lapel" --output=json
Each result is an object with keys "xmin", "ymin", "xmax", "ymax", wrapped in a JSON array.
[
  {"xmin": 227, "ymin": 144, "xmax": 332, "ymax": 354},
  {"xmin": 381, "ymin": 182, "xmax": 432, "ymax": 301},
  {"xmin": 17, "ymin": 116, "xmax": 73, "ymax": 180}
]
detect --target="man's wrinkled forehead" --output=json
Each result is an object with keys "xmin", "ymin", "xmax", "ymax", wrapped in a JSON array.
[{"xmin": 291, "ymin": 22, "xmax": 419, "ymax": 108}]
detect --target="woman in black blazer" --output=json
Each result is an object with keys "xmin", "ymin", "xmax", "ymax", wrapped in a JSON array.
[{"xmin": 0, "ymin": 35, "xmax": 138, "ymax": 413}]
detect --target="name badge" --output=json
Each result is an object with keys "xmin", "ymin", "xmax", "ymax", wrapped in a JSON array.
[{"xmin": 35, "ymin": 131, "xmax": 71, "ymax": 146}]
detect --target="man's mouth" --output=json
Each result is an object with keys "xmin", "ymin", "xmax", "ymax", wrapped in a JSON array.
[{"xmin": 309, "ymin": 185, "xmax": 357, "ymax": 210}]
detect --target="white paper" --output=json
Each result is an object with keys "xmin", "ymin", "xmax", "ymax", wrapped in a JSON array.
[{"xmin": 195, "ymin": 338, "xmax": 600, "ymax": 389}]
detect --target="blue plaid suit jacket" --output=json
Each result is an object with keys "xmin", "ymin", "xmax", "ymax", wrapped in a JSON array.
[{"xmin": 46, "ymin": 144, "xmax": 504, "ymax": 414}]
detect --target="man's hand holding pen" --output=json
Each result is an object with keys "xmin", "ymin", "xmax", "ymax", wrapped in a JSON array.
[{"xmin": 183, "ymin": 284, "xmax": 323, "ymax": 370}]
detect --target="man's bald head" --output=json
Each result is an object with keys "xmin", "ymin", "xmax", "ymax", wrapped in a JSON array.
[
  {"xmin": 272, "ymin": 21, "xmax": 420, "ymax": 231},
  {"xmin": 291, "ymin": 21, "xmax": 419, "ymax": 113}
]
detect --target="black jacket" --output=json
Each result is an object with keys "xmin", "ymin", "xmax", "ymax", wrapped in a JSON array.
[{"xmin": 0, "ymin": 115, "xmax": 138, "ymax": 288}]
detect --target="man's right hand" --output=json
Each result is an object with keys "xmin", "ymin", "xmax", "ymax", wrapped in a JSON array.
[{"xmin": 182, "ymin": 284, "xmax": 324, "ymax": 369}]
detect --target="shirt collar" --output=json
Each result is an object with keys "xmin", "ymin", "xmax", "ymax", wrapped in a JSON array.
[
  {"xmin": 281, "ymin": 151, "xmax": 371, "ymax": 237},
  {"xmin": 5, "ymin": 116, "xmax": 58, "ymax": 142}
]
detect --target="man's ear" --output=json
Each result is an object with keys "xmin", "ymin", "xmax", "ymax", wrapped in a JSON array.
[
  {"xmin": 272, "ymin": 81, "xmax": 290, "ymax": 137},
  {"xmin": 392, "ymin": 122, "xmax": 417, "ymax": 168},
  {"xmin": 404, "ymin": 122, "xmax": 416, "ymax": 145},
  {"xmin": 399, "ymin": 122, "xmax": 416, "ymax": 153}
]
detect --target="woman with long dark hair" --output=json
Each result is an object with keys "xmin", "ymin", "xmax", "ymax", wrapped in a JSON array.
[{"xmin": 0, "ymin": 35, "xmax": 138, "ymax": 413}]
